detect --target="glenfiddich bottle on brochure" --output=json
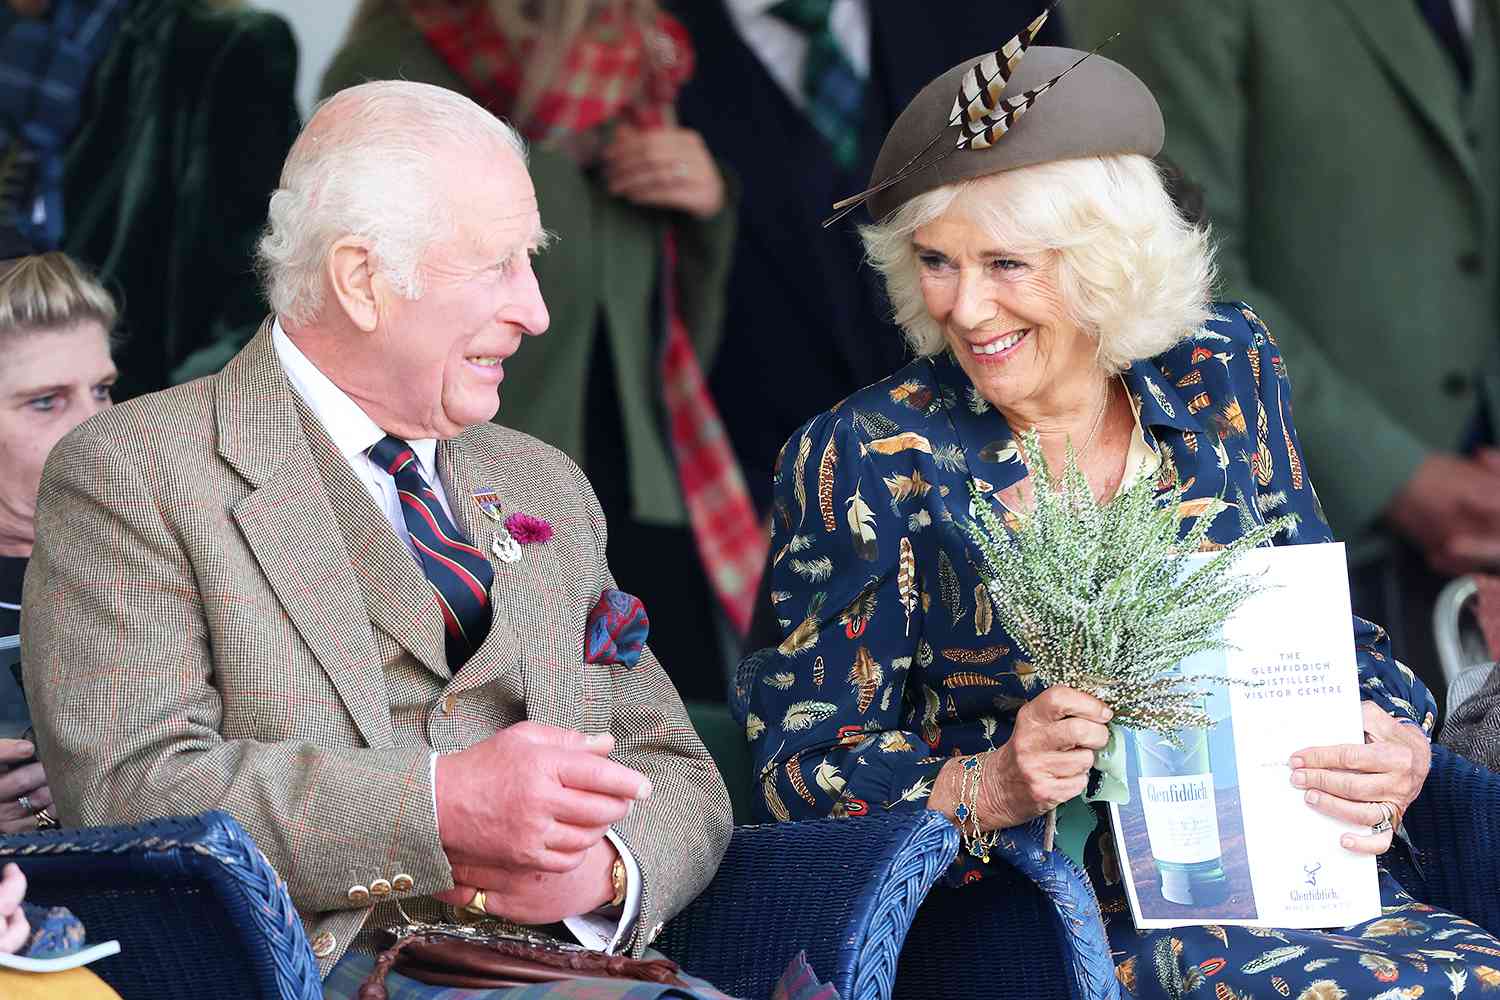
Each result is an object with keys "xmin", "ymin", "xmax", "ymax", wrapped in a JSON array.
[{"xmin": 1134, "ymin": 728, "xmax": 1230, "ymax": 905}]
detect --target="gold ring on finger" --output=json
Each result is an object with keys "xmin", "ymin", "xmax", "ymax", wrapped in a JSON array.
[
  {"xmin": 34, "ymin": 807, "xmax": 57, "ymax": 831},
  {"xmin": 1370, "ymin": 801, "xmax": 1394, "ymax": 835},
  {"xmin": 461, "ymin": 888, "xmax": 488, "ymax": 918}
]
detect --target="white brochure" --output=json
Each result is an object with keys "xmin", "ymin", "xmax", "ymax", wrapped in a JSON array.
[{"xmin": 1108, "ymin": 542, "xmax": 1382, "ymax": 929}]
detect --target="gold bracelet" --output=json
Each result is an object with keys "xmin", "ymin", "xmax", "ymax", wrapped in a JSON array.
[{"xmin": 955, "ymin": 753, "xmax": 997, "ymax": 863}]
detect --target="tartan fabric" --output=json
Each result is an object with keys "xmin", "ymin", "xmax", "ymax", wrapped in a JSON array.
[
  {"xmin": 0, "ymin": 0, "xmax": 125, "ymax": 247},
  {"xmin": 368, "ymin": 434, "xmax": 495, "ymax": 665},
  {"xmin": 323, "ymin": 950, "xmax": 739, "ymax": 1000},
  {"xmin": 21, "ymin": 323, "xmax": 733, "ymax": 976},
  {"xmin": 766, "ymin": 0, "xmax": 865, "ymax": 169},
  {"xmin": 408, "ymin": 0, "xmax": 766, "ymax": 634}
]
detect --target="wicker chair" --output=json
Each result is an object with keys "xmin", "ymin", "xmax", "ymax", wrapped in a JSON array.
[
  {"xmin": 0, "ymin": 808, "xmax": 961, "ymax": 1000},
  {"xmin": 7, "ymin": 748, "xmax": 1494, "ymax": 1000},
  {"xmin": 0, "ymin": 811, "xmax": 321, "ymax": 1000}
]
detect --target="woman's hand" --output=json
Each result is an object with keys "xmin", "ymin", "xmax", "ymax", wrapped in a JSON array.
[
  {"xmin": 930, "ymin": 686, "xmax": 1112, "ymax": 831},
  {"xmin": 0, "ymin": 739, "xmax": 49, "ymax": 834},
  {"xmin": 1291, "ymin": 700, "xmax": 1430, "ymax": 855},
  {"xmin": 0, "ymin": 863, "xmax": 27, "ymax": 955},
  {"xmin": 602, "ymin": 125, "xmax": 725, "ymax": 220}
]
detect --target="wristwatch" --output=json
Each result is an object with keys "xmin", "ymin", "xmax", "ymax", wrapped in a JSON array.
[{"xmin": 609, "ymin": 856, "xmax": 627, "ymax": 909}]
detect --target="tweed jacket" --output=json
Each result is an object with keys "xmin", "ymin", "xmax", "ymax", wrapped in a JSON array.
[
  {"xmin": 744, "ymin": 303, "xmax": 1435, "ymax": 883},
  {"xmin": 1072, "ymin": 0, "xmax": 1500, "ymax": 552},
  {"xmin": 20, "ymin": 325, "xmax": 733, "ymax": 974}
]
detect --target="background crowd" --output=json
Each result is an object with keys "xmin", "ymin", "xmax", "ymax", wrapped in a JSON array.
[{"xmin": 4, "ymin": 0, "xmax": 1500, "ymax": 994}]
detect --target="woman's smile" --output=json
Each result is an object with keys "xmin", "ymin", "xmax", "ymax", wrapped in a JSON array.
[{"xmin": 965, "ymin": 327, "xmax": 1031, "ymax": 361}]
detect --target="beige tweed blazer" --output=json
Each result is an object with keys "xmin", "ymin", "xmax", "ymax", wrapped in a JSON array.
[{"xmin": 21, "ymin": 324, "xmax": 732, "ymax": 974}]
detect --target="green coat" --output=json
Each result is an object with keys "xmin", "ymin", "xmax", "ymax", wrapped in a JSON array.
[
  {"xmin": 320, "ymin": 5, "xmax": 738, "ymax": 526},
  {"xmin": 1073, "ymin": 0, "xmax": 1500, "ymax": 553},
  {"xmin": 59, "ymin": 0, "xmax": 301, "ymax": 400}
]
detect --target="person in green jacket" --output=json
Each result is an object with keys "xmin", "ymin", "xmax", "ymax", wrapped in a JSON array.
[
  {"xmin": 321, "ymin": 0, "xmax": 746, "ymax": 701},
  {"xmin": 1072, "ymin": 0, "xmax": 1500, "ymax": 708},
  {"xmin": 0, "ymin": 0, "xmax": 301, "ymax": 401}
]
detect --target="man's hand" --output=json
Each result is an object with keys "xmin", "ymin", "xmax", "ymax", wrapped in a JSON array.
[
  {"xmin": 1386, "ymin": 451, "xmax": 1500, "ymax": 575},
  {"xmin": 602, "ymin": 125, "xmax": 726, "ymax": 220},
  {"xmin": 435, "ymin": 838, "xmax": 619, "ymax": 927},
  {"xmin": 0, "ymin": 739, "xmax": 50, "ymax": 835},
  {"xmin": 1291, "ymin": 701, "xmax": 1430, "ymax": 856},
  {"xmin": 0, "ymin": 863, "xmax": 27, "ymax": 955},
  {"xmin": 435, "ymin": 722, "xmax": 649, "ymax": 875}
]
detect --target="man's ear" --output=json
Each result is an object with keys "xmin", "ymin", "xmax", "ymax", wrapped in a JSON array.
[{"xmin": 327, "ymin": 238, "xmax": 379, "ymax": 332}]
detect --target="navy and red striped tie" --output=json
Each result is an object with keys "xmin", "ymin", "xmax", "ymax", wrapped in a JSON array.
[{"xmin": 368, "ymin": 435, "xmax": 494, "ymax": 666}]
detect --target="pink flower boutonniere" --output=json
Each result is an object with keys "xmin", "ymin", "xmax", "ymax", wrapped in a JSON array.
[{"xmin": 503, "ymin": 512, "xmax": 552, "ymax": 545}]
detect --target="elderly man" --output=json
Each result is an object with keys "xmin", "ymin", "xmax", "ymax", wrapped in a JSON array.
[{"xmin": 20, "ymin": 81, "xmax": 733, "ymax": 996}]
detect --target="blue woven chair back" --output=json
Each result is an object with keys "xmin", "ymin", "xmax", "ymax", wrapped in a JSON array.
[{"xmin": 0, "ymin": 811, "xmax": 320, "ymax": 1000}]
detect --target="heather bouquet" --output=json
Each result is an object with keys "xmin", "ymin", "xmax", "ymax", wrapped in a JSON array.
[{"xmin": 964, "ymin": 430, "xmax": 1295, "ymax": 836}]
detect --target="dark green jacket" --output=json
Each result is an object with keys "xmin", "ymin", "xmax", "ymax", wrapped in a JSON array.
[
  {"xmin": 1074, "ymin": 0, "xmax": 1500, "ymax": 554},
  {"xmin": 320, "ymin": 4, "xmax": 738, "ymax": 526},
  {"xmin": 60, "ymin": 0, "xmax": 300, "ymax": 400}
]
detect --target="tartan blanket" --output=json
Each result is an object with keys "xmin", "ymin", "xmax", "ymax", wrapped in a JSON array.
[{"xmin": 323, "ymin": 949, "xmax": 839, "ymax": 1000}]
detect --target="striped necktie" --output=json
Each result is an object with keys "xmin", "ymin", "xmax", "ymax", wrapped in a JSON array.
[{"xmin": 368, "ymin": 435, "xmax": 494, "ymax": 667}]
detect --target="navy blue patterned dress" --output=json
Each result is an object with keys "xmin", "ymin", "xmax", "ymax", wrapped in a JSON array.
[{"xmin": 745, "ymin": 303, "xmax": 1500, "ymax": 1000}]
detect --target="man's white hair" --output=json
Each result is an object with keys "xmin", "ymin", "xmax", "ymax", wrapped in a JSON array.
[
  {"xmin": 257, "ymin": 80, "xmax": 528, "ymax": 326},
  {"xmin": 861, "ymin": 154, "xmax": 1215, "ymax": 373}
]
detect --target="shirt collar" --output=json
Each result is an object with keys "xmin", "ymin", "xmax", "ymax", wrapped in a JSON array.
[
  {"xmin": 1119, "ymin": 358, "xmax": 1204, "ymax": 435},
  {"xmin": 271, "ymin": 318, "xmax": 440, "ymax": 479}
]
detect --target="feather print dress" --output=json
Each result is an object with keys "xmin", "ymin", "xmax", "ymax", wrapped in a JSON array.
[{"xmin": 742, "ymin": 304, "xmax": 1500, "ymax": 1000}]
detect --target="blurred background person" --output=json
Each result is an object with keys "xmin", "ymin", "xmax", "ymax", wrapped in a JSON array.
[
  {"xmin": 666, "ymin": 0, "xmax": 1067, "ymax": 520},
  {"xmin": 0, "ymin": 237, "xmax": 117, "ymax": 833},
  {"xmin": 322, "ymin": 0, "xmax": 756, "ymax": 700},
  {"xmin": 0, "ymin": 0, "xmax": 300, "ymax": 399},
  {"xmin": 1074, "ymin": 0, "xmax": 1500, "ymax": 716}
]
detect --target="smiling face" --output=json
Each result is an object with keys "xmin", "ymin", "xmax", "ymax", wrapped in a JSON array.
[
  {"xmin": 351, "ymin": 142, "xmax": 550, "ymax": 439},
  {"xmin": 913, "ymin": 207, "xmax": 1101, "ymax": 422},
  {"xmin": 0, "ymin": 322, "xmax": 115, "ymax": 554}
]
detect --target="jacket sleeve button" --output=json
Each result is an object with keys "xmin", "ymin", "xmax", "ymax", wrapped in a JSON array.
[
  {"xmin": 310, "ymin": 931, "xmax": 338, "ymax": 958},
  {"xmin": 347, "ymin": 885, "xmax": 370, "ymax": 906},
  {"xmin": 392, "ymin": 873, "xmax": 415, "ymax": 893}
]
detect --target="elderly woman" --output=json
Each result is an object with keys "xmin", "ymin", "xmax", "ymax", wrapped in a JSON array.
[
  {"xmin": 0, "ymin": 243, "xmax": 116, "ymax": 836},
  {"xmin": 746, "ymin": 44, "xmax": 1496, "ymax": 999}
]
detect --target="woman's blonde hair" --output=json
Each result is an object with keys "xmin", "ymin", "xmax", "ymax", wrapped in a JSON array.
[
  {"xmin": 352, "ymin": 0, "xmax": 660, "ymax": 128},
  {"xmin": 0, "ymin": 251, "xmax": 117, "ymax": 339},
  {"xmin": 860, "ymin": 154, "xmax": 1216, "ymax": 373}
]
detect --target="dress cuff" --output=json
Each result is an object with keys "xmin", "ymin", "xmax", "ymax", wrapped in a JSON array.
[{"xmin": 561, "ymin": 830, "xmax": 640, "ymax": 954}]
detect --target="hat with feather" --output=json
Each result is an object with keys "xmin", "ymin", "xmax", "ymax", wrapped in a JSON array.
[{"xmin": 829, "ymin": 5, "xmax": 1164, "ymax": 225}]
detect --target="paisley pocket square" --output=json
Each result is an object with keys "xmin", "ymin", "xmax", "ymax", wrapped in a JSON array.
[{"xmin": 584, "ymin": 589, "xmax": 650, "ymax": 668}]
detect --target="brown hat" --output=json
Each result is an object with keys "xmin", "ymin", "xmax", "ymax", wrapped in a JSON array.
[{"xmin": 862, "ymin": 45, "xmax": 1164, "ymax": 223}]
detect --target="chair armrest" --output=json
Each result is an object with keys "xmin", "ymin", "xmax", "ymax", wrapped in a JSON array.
[
  {"xmin": 1403, "ymin": 744, "xmax": 1500, "ymax": 934},
  {"xmin": 657, "ymin": 810, "xmax": 959, "ymax": 1000},
  {"xmin": 0, "ymin": 810, "xmax": 320, "ymax": 1000}
]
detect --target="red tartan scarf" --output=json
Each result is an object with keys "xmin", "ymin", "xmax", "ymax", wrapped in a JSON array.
[{"xmin": 409, "ymin": 1, "xmax": 765, "ymax": 635}]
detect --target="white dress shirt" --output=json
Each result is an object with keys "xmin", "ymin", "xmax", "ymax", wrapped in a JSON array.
[
  {"xmin": 726, "ymin": 0, "xmax": 870, "ymax": 110},
  {"xmin": 1454, "ymin": 0, "xmax": 1476, "ymax": 40},
  {"xmin": 271, "ymin": 320, "xmax": 640, "ymax": 953}
]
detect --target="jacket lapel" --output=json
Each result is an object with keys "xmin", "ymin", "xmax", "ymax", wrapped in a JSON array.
[
  {"xmin": 295, "ymin": 399, "xmax": 452, "ymax": 683},
  {"xmin": 218, "ymin": 325, "xmax": 397, "ymax": 749},
  {"xmin": 435, "ymin": 433, "xmax": 533, "ymax": 700},
  {"xmin": 1331, "ymin": 0, "xmax": 1479, "ymax": 186}
]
